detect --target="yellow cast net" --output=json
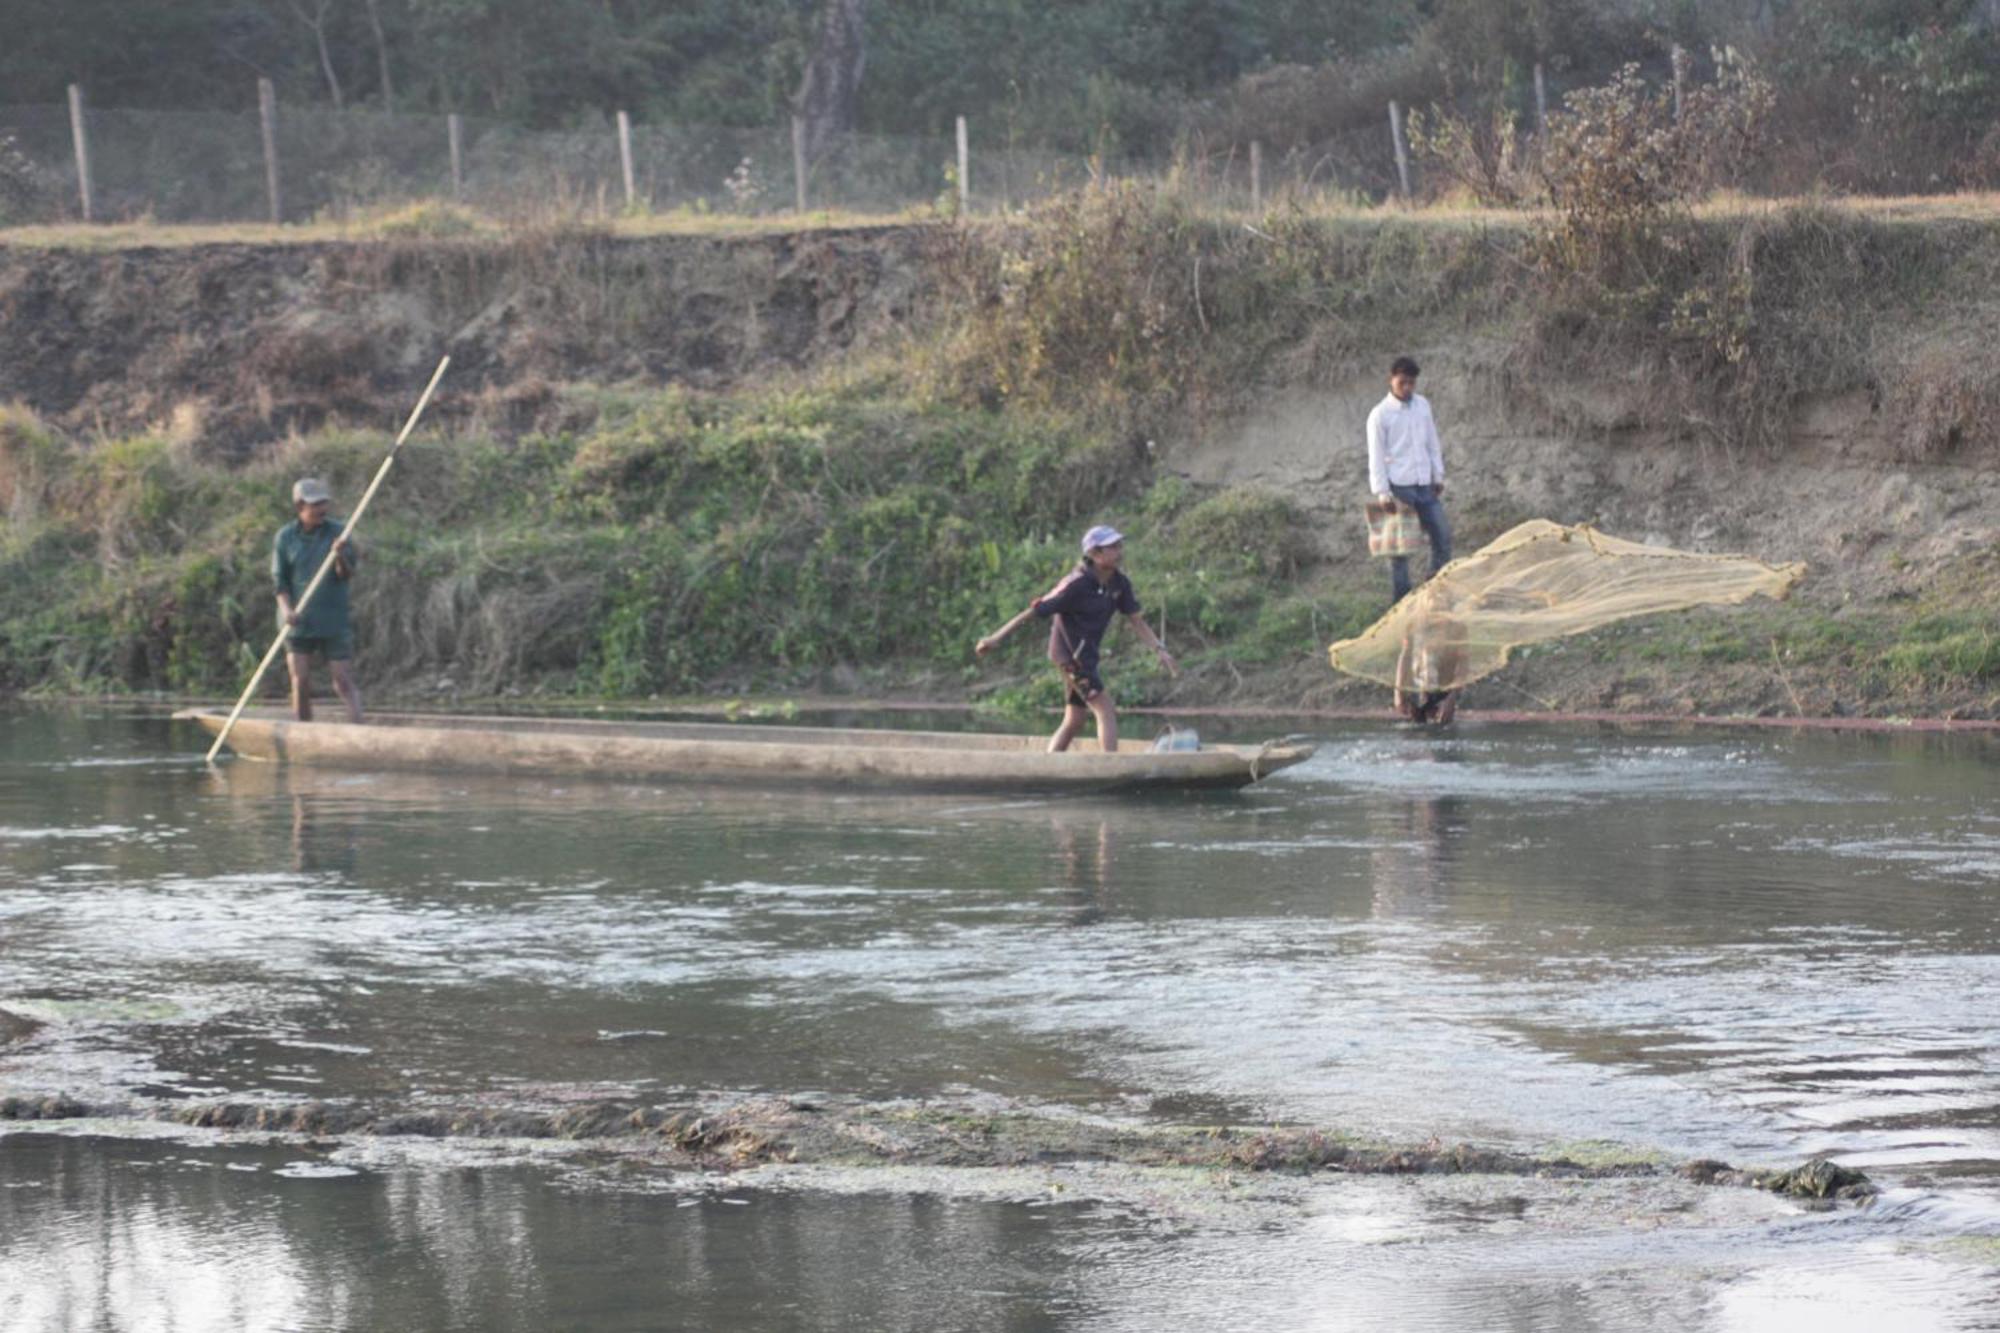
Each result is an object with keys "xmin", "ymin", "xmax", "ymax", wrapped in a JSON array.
[{"xmin": 1327, "ymin": 520, "xmax": 1807, "ymax": 693}]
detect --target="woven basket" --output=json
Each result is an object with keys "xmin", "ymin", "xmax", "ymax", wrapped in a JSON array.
[{"xmin": 1364, "ymin": 500, "xmax": 1426, "ymax": 558}]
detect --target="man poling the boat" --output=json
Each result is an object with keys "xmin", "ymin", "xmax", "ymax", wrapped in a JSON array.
[
  {"xmin": 975, "ymin": 525, "xmax": 1177, "ymax": 753},
  {"xmin": 204, "ymin": 356, "xmax": 448, "ymax": 765},
  {"xmin": 274, "ymin": 477, "xmax": 363, "ymax": 724}
]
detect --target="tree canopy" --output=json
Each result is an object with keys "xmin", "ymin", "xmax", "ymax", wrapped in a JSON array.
[{"xmin": 5, "ymin": 0, "xmax": 1998, "ymax": 186}]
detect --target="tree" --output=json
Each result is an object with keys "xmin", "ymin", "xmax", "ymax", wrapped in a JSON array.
[
  {"xmin": 284, "ymin": 0, "xmax": 347, "ymax": 108},
  {"xmin": 794, "ymin": 0, "xmax": 867, "ymax": 164},
  {"xmin": 363, "ymin": 0, "xmax": 395, "ymax": 107}
]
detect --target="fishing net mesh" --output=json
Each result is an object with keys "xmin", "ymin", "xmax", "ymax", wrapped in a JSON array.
[{"xmin": 1327, "ymin": 520, "xmax": 1808, "ymax": 692}]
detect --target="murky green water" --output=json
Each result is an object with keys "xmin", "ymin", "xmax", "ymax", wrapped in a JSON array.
[{"xmin": 4, "ymin": 705, "xmax": 2000, "ymax": 1329}]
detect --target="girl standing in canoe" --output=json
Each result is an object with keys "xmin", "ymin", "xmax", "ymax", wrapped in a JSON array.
[{"xmin": 975, "ymin": 525, "xmax": 1177, "ymax": 753}]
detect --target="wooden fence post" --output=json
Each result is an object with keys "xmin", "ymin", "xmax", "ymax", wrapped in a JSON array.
[
  {"xmin": 1388, "ymin": 100, "xmax": 1412, "ymax": 200},
  {"xmin": 447, "ymin": 113, "xmax": 463, "ymax": 201},
  {"xmin": 66, "ymin": 84, "xmax": 94, "ymax": 223},
  {"xmin": 1534, "ymin": 63, "xmax": 1548, "ymax": 135},
  {"xmin": 791, "ymin": 114, "xmax": 808, "ymax": 212},
  {"xmin": 1250, "ymin": 139, "xmax": 1262, "ymax": 212},
  {"xmin": 955, "ymin": 114, "xmax": 969, "ymax": 214},
  {"xmin": 258, "ymin": 77, "xmax": 283, "ymax": 224},
  {"xmin": 1671, "ymin": 45, "xmax": 1686, "ymax": 121},
  {"xmin": 616, "ymin": 109, "xmax": 636, "ymax": 208}
]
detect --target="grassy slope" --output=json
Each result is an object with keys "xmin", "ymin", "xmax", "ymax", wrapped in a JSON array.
[
  {"xmin": 0, "ymin": 389, "xmax": 1366, "ymax": 714},
  {"xmin": 3, "ymin": 193, "xmax": 1999, "ymax": 717}
]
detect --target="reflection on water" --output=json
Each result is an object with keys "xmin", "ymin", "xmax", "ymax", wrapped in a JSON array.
[
  {"xmin": 1367, "ymin": 788, "xmax": 1468, "ymax": 920},
  {"xmin": 4, "ymin": 706, "xmax": 2000, "ymax": 1327},
  {"xmin": 1056, "ymin": 817, "xmax": 1117, "ymax": 925},
  {"xmin": 5, "ymin": 1134, "xmax": 2000, "ymax": 1333},
  {"xmin": 0, "ymin": 1135, "xmax": 1113, "ymax": 1332},
  {"xmin": 289, "ymin": 794, "xmax": 359, "ymax": 877}
]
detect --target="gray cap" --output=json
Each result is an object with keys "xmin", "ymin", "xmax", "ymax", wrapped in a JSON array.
[
  {"xmin": 292, "ymin": 477, "xmax": 332, "ymax": 505},
  {"xmin": 1081, "ymin": 524, "xmax": 1124, "ymax": 554}
]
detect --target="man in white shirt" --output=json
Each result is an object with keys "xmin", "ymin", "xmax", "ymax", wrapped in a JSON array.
[{"xmin": 1366, "ymin": 356, "xmax": 1453, "ymax": 601}]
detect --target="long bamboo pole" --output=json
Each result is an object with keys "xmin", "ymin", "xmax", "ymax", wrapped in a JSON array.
[{"xmin": 206, "ymin": 356, "xmax": 450, "ymax": 763}]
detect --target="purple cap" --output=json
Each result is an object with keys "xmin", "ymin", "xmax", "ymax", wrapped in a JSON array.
[{"xmin": 1081, "ymin": 524, "xmax": 1124, "ymax": 554}]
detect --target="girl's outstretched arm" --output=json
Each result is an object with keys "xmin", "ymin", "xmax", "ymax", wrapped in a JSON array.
[{"xmin": 975, "ymin": 604, "xmax": 1041, "ymax": 657}]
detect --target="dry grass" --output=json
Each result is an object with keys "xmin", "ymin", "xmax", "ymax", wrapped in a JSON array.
[
  {"xmin": 0, "ymin": 207, "xmax": 927, "ymax": 252},
  {"xmin": 13, "ymin": 189, "xmax": 2000, "ymax": 253}
]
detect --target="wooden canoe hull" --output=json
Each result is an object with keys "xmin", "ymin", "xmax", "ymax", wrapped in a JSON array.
[{"xmin": 180, "ymin": 710, "xmax": 1316, "ymax": 793}]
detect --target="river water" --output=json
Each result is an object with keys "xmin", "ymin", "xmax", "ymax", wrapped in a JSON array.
[{"xmin": 2, "ymin": 705, "xmax": 1998, "ymax": 1330}]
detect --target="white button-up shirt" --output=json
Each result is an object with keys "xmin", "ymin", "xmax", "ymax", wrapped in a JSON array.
[{"xmin": 1365, "ymin": 392, "xmax": 1445, "ymax": 495}]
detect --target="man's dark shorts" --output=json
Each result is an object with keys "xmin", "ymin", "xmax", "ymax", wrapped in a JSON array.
[
  {"xmin": 1062, "ymin": 666, "xmax": 1107, "ymax": 708},
  {"xmin": 286, "ymin": 630, "xmax": 354, "ymax": 662}
]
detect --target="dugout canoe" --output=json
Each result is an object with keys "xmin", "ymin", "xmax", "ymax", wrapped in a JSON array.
[{"xmin": 178, "ymin": 709, "xmax": 1316, "ymax": 792}]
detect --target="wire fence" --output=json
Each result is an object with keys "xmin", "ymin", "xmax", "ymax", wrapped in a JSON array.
[{"xmin": 0, "ymin": 93, "xmax": 1408, "ymax": 227}]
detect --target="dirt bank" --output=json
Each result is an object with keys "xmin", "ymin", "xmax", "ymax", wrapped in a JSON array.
[
  {"xmin": 1193, "ymin": 375, "xmax": 2000, "ymax": 718},
  {"xmin": 0, "ymin": 226, "xmax": 924, "ymax": 451}
]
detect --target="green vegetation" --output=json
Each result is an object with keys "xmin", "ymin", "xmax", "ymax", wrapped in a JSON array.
[
  {"xmin": 0, "ymin": 389, "xmax": 1330, "ymax": 704},
  {"xmin": 4, "ymin": 171, "xmax": 1999, "ymax": 714},
  {"xmin": 7, "ymin": 377, "xmax": 1989, "ymax": 712},
  {"xmin": 7, "ymin": 1, "xmax": 2000, "ymax": 193},
  {"xmin": 1600, "ymin": 586, "xmax": 2000, "ymax": 696},
  {"xmin": 1880, "ymin": 614, "xmax": 2000, "ymax": 683}
]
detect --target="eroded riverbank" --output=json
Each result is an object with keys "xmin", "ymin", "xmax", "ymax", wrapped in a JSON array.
[{"xmin": 7, "ymin": 209, "xmax": 2000, "ymax": 719}]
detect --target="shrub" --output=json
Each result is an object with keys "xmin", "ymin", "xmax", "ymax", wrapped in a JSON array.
[
  {"xmin": 365, "ymin": 201, "xmax": 488, "ymax": 238},
  {"xmin": 0, "ymin": 404, "xmax": 64, "ymax": 520},
  {"xmin": 1407, "ymin": 104, "xmax": 1534, "ymax": 206},
  {"xmin": 1169, "ymin": 488, "xmax": 1316, "ymax": 577},
  {"xmin": 0, "ymin": 132, "xmax": 60, "ymax": 226},
  {"xmin": 1535, "ymin": 55, "xmax": 1772, "ymax": 278},
  {"xmin": 928, "ymin": 181, "xmax": 1505, "ymax": 441},
  {"xmin": 930, "ymin": 182, "xmax": 1207, "ymax": 431}
]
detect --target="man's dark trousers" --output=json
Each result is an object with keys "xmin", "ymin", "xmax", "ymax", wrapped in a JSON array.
[{"xmin": 1387, "ymin": 482, "xmax": 1452, "ymax": 602}]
